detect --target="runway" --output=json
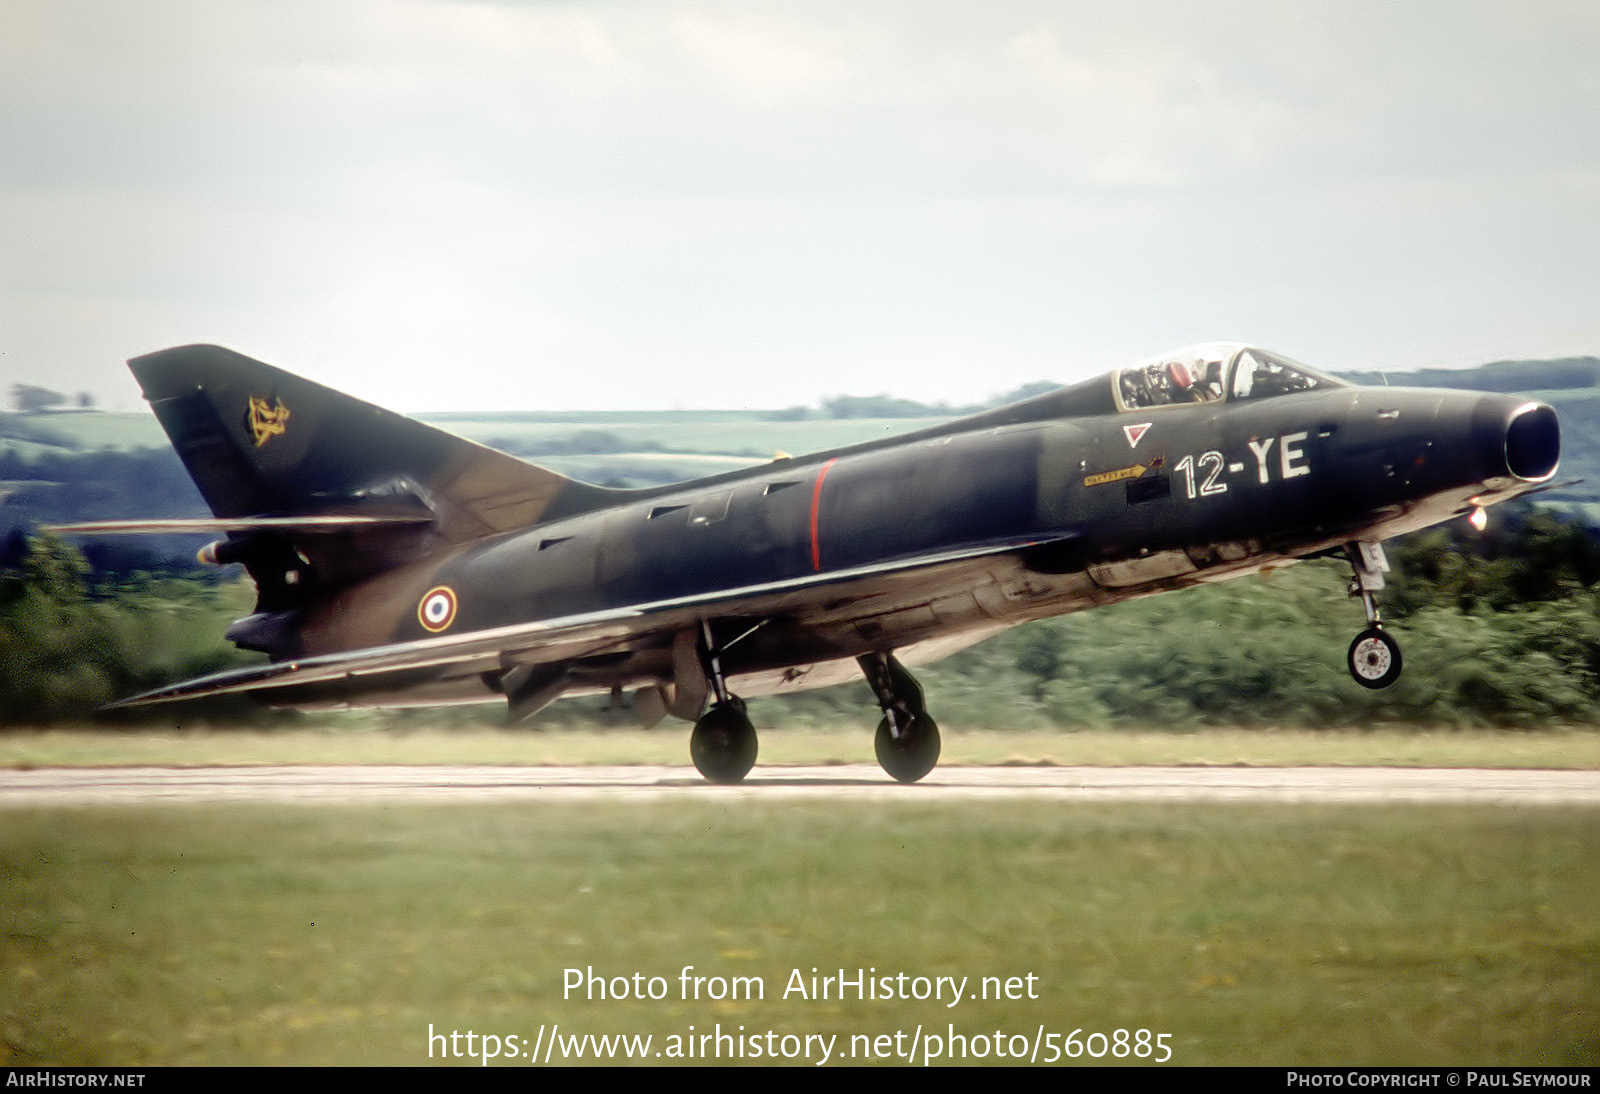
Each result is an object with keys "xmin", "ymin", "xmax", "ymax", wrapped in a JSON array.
[{"xmin": 4, "ymin": 764, "xmax": 1600, "ymax": 805}]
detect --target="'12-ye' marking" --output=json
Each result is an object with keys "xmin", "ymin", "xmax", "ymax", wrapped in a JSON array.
[{"xmin": 1173, "ymin": 433, "xmax": 1311, "ymax": 500}]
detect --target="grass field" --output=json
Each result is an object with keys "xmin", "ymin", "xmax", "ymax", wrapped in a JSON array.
[
  {"xmin": 3, "ymin": 799, "xmax": 1596, "ymax": 1066},
  {"xmin": 5, "ymin": 725, "xmax": 1600, "ymax": 770},
  {"xmin": 6, "ymin": 720, "xmax": 1598, "ymax": 1069}
]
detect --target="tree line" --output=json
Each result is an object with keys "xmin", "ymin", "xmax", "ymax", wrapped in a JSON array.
[{"xmin": 3, "ymin": 501, "xmax": 1598, "ymax": 728}]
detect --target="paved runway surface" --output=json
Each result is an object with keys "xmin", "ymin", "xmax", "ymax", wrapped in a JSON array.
[{"xmin": 4, "ymin": 765, "xmax": 1600, "ymax": 805}]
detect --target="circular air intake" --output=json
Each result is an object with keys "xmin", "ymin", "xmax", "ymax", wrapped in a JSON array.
[{"xmin": 1505, "ymin": 403, "xmax": 1560, "ymax": 482}]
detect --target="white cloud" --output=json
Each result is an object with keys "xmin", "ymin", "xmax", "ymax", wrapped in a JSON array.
[{"xmin": 1, "ymin": 1, "xmax": 1598, "ymax": 409}]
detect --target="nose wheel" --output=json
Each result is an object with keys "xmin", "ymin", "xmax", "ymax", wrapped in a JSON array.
[
  {"xmin": 1348, "ymin": 627, "xmax": 1402, "ymax": 689},
  {"xmin": 1343, "ymin": 542, "xmax": 1402, "ymax": 689}
]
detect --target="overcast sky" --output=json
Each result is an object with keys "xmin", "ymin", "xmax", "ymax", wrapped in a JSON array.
[{"xmin": 3, "ymin": 1, "xmax": 1598, "ymax": 412}]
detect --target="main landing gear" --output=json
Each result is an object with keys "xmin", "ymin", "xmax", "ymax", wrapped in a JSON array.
[
  {"xmin": 690, "ymin": 699, "xmax": 758, "ymax": 784},
  {"xmin": 684, "ymin": 622, "xmax": 942, "ymax": 785},
  {"xmin": 858, "ymin": 652, "xmax": 941, "ymax": 784},
  {"xmin": 1344, "ymin": 541, "xmax": 1403, "ymax": 689},
  {"xmin": 689, "ymin": 621, "xmax": 759, "ymax": 784}
]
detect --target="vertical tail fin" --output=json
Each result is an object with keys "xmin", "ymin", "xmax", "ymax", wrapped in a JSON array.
[{"xmin": 129, "ymin": 344, "xmax": 621, "ymax": 543}]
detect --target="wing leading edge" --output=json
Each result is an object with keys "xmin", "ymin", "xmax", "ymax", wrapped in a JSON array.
[
  {"xmin": 43, "ymin": 516, "xmax": 435, "ymax": 535},
  {"xmin": 111, "ymin": 531, "xmax": 1079, "ymax": 708}
]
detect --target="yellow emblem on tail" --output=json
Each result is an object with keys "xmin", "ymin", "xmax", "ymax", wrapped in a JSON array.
[{"xmin": 247, "ymin": 396, "xmax": 290, "ymax": 447}]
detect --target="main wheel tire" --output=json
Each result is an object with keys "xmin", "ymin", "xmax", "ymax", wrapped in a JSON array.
[
  {"xmin": 875, "ymin": 713, "xmax": 941, "ymax": 784},
  {"xmin": 691, "ymin": 704, "xmax": 758, "ymax": 784},
  {"xmin": 1348, "ymin": 627, "xmax": 1403, "ymax": 689}
]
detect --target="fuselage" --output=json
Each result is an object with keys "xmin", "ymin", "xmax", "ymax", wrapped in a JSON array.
[{"xmin": 286, "ymin": 344, "xmax": 1559, "ymax": 708}]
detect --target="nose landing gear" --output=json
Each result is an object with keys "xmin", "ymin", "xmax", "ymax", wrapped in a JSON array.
[{"xmin": 1344, "ymin": 542, "xmax": 1403, "ymax": 689}]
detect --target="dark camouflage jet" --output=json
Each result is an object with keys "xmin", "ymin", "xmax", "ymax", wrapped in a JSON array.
[{"xmin": 56, "ymin": 343, "xmax": 1560, "ymax": 783}]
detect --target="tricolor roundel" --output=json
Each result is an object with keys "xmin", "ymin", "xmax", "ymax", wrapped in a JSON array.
[{"xmin": 418, "ymin": 586, "xmax": 458, "ymax": 633}]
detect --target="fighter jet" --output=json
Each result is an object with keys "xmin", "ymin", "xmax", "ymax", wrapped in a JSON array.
[{"xmin": 52, "ymin": 342, "xmax": 1560, "ymax": 783}]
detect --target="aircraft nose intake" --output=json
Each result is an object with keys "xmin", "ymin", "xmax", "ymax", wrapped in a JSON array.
[{"xmin": 1503, "ymin": 401, "xmax": 1560, "ymax": 482}]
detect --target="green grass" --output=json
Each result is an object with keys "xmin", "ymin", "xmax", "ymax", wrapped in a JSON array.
[
  {"xmin": 5, "ymin": 725, "xmax": 1600, "ymax": 769},
  {"xmin": 3, "ymin": 801, "xmax": 1596, "ymax": 1065}
]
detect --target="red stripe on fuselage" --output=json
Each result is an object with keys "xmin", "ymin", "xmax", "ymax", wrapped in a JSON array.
[{"xmin": 810, "ymin": 458, "xmax": 837, "ymax": 571}]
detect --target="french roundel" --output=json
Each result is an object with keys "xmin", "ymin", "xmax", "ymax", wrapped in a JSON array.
[{"xmin": 417, "ymin": 586, "xmax": 458, "ymax": 633}]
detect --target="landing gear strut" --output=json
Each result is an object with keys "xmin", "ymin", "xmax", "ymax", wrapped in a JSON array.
[
  {"xmin": 858, "ymin": 652, "xmax": 940, "ymax": 783},
  {"xmin": 689, "ymin": 620, "xmax": 757, "ymax": 783},
  {"xmin": 1344, "ymin": 542, "xmax": 1403, "ymax": 689}
]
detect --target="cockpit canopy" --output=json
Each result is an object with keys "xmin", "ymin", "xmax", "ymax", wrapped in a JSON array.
[{"xmin": 1112, "ymin": 343, "xmax": 1345, "ymax": 413}]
